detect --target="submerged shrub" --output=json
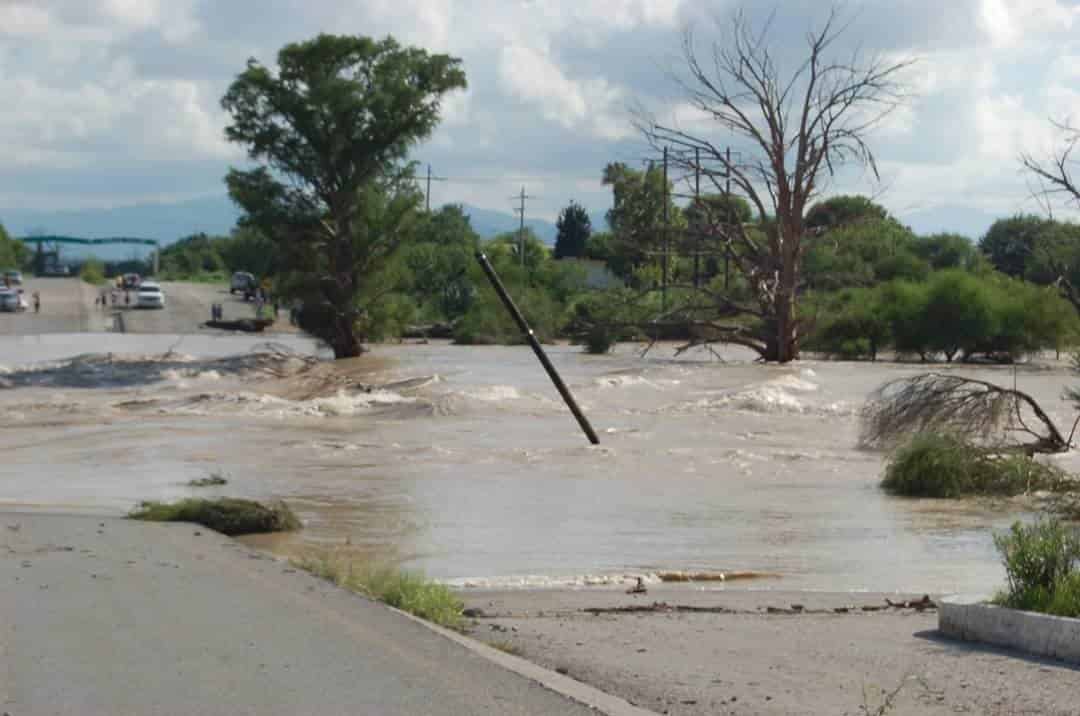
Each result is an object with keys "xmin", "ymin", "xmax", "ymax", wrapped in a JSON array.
[
  {"xmin": 298, "ymin": 553, "xmax": 463, "ymax": 629},
  {"xmin": 882, "ymin": 433, "xmax": 1071, "ymax": 498},
  {"xmin": 993, "ymin": 520, "xmax": 1080, "ymax": 616},
  {"xmin": 584, "ymin": 325, "xmax": 616, "ymax": 354},
  {"xmin": 129, "ymin": 497, "xmax": 300, "ymax": 536}
]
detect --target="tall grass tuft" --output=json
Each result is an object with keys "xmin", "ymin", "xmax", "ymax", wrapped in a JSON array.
[
  {"xmin": 993, "ymin": 519, "xmax": 1080, "ymax": 617},
  {"xmin": 882, "ymin": 433, "xmax": 1073, "ymax": 498},
  {"xmin": 297, "ymin": 552, "xmax": 464, "ymax": 630},
  {"xmin": 129, "ymin": 498, "xmax": 300, "ymax": 536}
]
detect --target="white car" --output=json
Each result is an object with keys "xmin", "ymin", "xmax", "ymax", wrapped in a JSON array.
[
  {"xmin": 0, "ymin": 289, "xmax": 28, "ymax": 312},
  {"xmin": 135, "ymin": 282, "xmax": 166, "ymax": 309}
]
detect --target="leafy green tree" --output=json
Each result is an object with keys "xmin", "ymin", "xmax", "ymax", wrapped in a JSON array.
[
  {"xmin": 486, "ymin": 229, "xmax": 548, "ymax": 271},
  {"xmin": 0, "ymin": 224, "xmax": 28, "ymax": 271},
  {"xmin": 221, "ymin": 34, "xmax": 466, "ymax": 358},
  {"xmin": 805, "ymin": 195, "xmax": 890, "ymax": 231},
  {"xmin": 554, "ymin": 201, "xmax": 592, "ymax": 259},
  {"xmin": 217, "ymin": 227, "xmax": 280, "ymax": 278},
  {"xmin": 159, "ymin": 233, "xmax": 227, "ymax": 278},
  {"xmin": 601, "ymin": 162, "xmax": 682, "ymax": 283},
  {"xmin": 979, "ymin": 215, "xmax": 1052, "ymax": 278},
  {"xmin": 911, "ymin": 233, "xmax": 979, "ymax": 270},
  {"xmin": 402, "ymin": 204, "xmax": 479, "ymax": 321},
  {"xmin": 683, "ymin": 194, "xmax": 752, "ymax": 284},
  {"xmin": 805, "ymin": 287, "xmax": 890, "ymax": 360},
  {"xmin": 921, "ymin": 270, "xmax": 999, "ymax": 362},
  {"xmin": 803, "ymin": 218, "xmax": 926, "ymax": 290}
]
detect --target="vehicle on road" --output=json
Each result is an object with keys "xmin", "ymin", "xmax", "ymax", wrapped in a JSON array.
[
  {"xmin": 3, "ymin": 270, "xmax": 22, "ymax": 286},
  {"xmin": 120, "ymin": 273, "xmax": 142, "ymax": 290},
  {"xmin": 0, "ymin": 289, "xmax": 28, "ymax": 312},
  {"xmin": 230, "ymin": 271, "xmax": 256, "ymax": 297},
  {"xmin": 135, "ymin": 281, "xmax": 165, "ymax": 309}
]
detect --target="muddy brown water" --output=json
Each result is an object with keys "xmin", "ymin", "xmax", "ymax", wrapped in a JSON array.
[{"xmin": 1, "ymin": 333, "xmax": 1074, "ymax": 594}]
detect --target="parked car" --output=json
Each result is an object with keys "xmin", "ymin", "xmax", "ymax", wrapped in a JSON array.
[
  {"xmin": 135, "ymin": 281, "xmax": 165, "ymax": 309},
  {"xmin": 230, "ymin": 271, "xmax": 256, "ymax": 296},
  {"xmin": 0, "ymin": 289, "xmax": 27, "ymax": 312},
  {"xmin": 121, "ymin": 273, "xmax": 141, "ymax": 290},
  {"xmin": 3, "ymin": 270, "xmax": 22, "ymax": 286}
]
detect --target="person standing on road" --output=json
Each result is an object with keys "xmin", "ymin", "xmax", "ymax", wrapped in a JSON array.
[{"xmin": 32, "ymin": 291, "xmax": 40, "ymax": 313}]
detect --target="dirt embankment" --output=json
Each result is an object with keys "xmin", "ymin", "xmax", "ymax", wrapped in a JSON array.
[{"xmin": 463, "ymin": 588, "xmax": 1080, "ymax": 716}]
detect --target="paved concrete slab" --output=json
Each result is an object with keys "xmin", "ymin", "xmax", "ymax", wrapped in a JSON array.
[
  {"xmin": 940, "ymin": 593, "xmax": 1080, "ymax": 665},
  {"xmin": 0, "ymin": 513, "xmax": 602, "ymax": 716}
]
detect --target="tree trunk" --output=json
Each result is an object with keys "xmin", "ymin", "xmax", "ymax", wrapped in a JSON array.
[{"xmin": 330, "ymin": 316, "xmax": 364, "ymax": 358}]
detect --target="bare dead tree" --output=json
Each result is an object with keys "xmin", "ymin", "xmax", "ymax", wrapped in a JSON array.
[
  {"xmin": 635, "ymin": 7, "xmax": 913, "ymax": 362},
  {"xmin": 860, "ymin": 373, "xmax": 1073, "ymax": 455},
  {"xmin": 1021, "ymin": 119, "xmax": 1080, "ymax": 211}
]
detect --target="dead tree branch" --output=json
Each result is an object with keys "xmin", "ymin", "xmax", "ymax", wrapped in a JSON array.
[{"xmin": 860, "ymin": 373, "xmax": 1069, "ymax": 454}]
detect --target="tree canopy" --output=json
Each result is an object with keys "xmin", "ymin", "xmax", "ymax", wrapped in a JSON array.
[
  {"xmin": 222, "ymin": 34, "xmax": 466, "ymax": 357},
  {"xmin": 554, "ymin": 201, "xmax": 592, "ymax": 259}
]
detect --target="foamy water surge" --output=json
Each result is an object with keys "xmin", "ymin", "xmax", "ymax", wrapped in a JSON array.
[{"xmin": 663, "ymin": 371, "xmax": 856, "ymax": 417}]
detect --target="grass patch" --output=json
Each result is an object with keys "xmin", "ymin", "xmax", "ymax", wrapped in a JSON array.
[
  {"xmin": 296, "ymin": 552, "xmax": 463, "ymax": 630},
  {"xmin": 188, "ymin": 472, "xmax": 229, "ymax": 487},
  {"xmin": 992, "ymin": 519, "xmax": 1080, "ymax": 618},
  {"xmin": 129, "ymin": 497, "xmax": 300, "ymax": 536},
  {"xmin": 882, "ymin": 433, "xmax": 1074, "ymax": 498}
]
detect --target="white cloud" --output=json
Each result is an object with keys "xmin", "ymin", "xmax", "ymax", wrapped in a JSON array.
[
  {"xmin": 497, "ymin": 43, "xmax": 632, "ymax": 139},
  {"xmin": 0, "ymin": 3, "xmax": 53, "ymax": 37}
]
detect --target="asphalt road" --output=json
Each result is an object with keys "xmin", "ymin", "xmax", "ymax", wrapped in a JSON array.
[
  {"xmin": 0, "ymin": 277, "xmax": 106, "ymax": 335},
  {"xmin": 0, "ymin": 513, "xmax": 599, "ymax": 716},
  {"xmin": 0, "ymin": 277, "xmax": 292, "ymax": 335}
]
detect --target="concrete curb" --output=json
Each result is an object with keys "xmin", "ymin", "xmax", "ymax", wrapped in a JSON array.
[
  {"xmin": 939, "ymin": 593, "xmax": 1080, "ymax": 664},
  {"xmin": 391, "ymin": 607, "xmax": 657, "ymax": 716}
]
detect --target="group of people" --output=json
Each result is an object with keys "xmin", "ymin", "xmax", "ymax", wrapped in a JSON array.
[{"xmin": 96, "ymin": 289, "xmax": 128, "ymax": 308}]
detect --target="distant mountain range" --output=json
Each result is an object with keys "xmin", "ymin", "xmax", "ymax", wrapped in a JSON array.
[{"xmin": 0, "ymin": 194, "xmax": 1007, "ymax": 257}]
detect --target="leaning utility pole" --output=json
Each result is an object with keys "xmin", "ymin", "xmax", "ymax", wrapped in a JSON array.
[
  {"xmin": 511, "ymin": 186, "xmax": 534, "ymax": 267},
  {"xmin": 724, "ymin": 146, "xmax": 732, "ymax": 291},
  {"xmin": 425, "ymin": 164, "xmax": 446, "ymax": 212},
  {"xmin": 693, "ymin": 146, "xmax": 701, "ymax": 290},
  {"xmin": 662, "ymin": 146, "xmax": 669, "ymax": 312}
]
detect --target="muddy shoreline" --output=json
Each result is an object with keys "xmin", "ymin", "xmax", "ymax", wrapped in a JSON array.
[{"xmin": 461, "ymin": 587, "xmax": 1080, "ymax": 715}]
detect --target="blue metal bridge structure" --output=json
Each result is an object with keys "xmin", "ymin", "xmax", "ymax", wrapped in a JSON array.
[{"xmin": 17, "ymin": 235, "xmax": 160, "ymax": 273}]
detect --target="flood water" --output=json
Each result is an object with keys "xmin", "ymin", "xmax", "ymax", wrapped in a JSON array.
[{"xmin": 2, "ymin": 333, "xmax": 1075, "ymax": 594}]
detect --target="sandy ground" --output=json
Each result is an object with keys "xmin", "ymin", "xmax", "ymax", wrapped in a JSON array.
[
  {"xmin": 0, "ymin": 277, "xmax": 298, "ymax": 335},
  {"xmin": 462, "ymin": 588, "xmax": 1080, "ymax": 716}
]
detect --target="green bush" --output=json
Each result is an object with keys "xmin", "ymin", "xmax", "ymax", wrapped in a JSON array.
[
  {"xmin": 584, "ymin": 325, "xmax": 616, "ymax": 354},
  {"xmin": 993, "ymin": 520, "xmax": 1080, "ymax": 616},
  {"xmin": 79, "ymin": 259, "xmax": 106, "ymax": 285},
  {"xmin": 1048, "ymin": 571, "xmax": 1080, "ymax": 617},
  {"xmin": 129, "ymin": 498, "xmax": 301, "ymax": 535},
  {"xmin": 882, "ymin": 433, "xmax": 1071, "ymax": 498},
  {"xmin": 298, "ymin": 553, "xmax": 463, "ymax": 629}
]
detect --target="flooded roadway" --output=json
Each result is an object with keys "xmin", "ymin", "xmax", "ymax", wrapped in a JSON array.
[{"xmin": 1, "ymin": 332, "xmax": 1075, "ymax": 594}]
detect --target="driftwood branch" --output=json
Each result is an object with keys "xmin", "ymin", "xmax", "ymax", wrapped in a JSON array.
[{"xmin": 860, "ymin": 373, "xmax": 1069, "ymax": 454}]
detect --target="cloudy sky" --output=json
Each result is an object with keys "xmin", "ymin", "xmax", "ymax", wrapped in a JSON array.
[{"xmin": 2, "ymin": 0, "xmax": 1080, "ymax": 234}]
